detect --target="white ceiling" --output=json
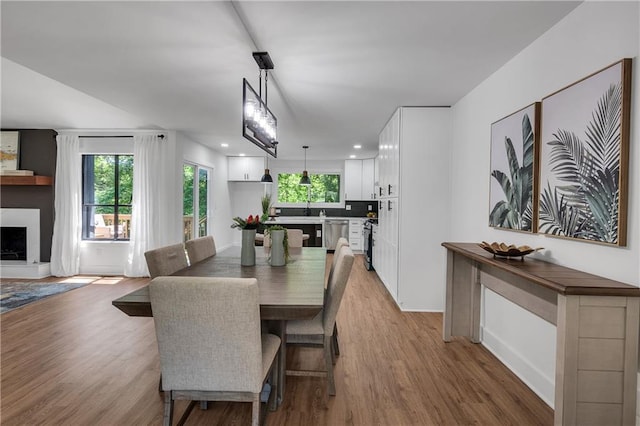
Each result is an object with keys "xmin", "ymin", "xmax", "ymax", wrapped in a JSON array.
[{"xmin": 0, "ymin": 1, "xmax": 580, "ymax": 160}]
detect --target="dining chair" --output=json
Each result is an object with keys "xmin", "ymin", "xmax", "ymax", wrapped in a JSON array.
[
  {"xmin": 285, "ymin": 246, "xmax": 355, "ymax": 396},
  {"xmin": 286, "ymin": 229, "xmax": 304, "ymax": 248},
  {"xmin": 144, "ymin": 243, "xmax": 189, "ymax": 278},
  {"xmin": 263, "ymin": 229, "xmax": 304, "ymax": 248},
  {"xmin": 150, "ymin": 276, "xmax": 280, "ymax": 426},
  {"xmin": 185, "ymin": 235, "xmax": 216, "ymax": 265},
  {"xmin": 326, "ymin": 237, "xmax": 349, "ymax": 356}
]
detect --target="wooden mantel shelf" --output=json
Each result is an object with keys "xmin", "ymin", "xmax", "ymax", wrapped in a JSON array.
[{"xmin": 0, "ymin": 176, "xmax": 53, "ymax": 186}]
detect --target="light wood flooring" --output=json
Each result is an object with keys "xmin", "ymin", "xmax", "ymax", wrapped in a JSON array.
[{"xmin": 1, "ymin": 255, "xmax": 553, "ymax": 425}]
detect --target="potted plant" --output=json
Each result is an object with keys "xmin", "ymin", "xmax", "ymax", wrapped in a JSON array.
[
  {"xmin": 231, "ymin": 214, "xmax": 261, "ymax": 266},
  {"xmin": 264, "ymin": 225, "xmax": 288, "ymax": 266},
  {"xmin": 260, "ymin": 194, "xmax": 272, "ymax": 223}
]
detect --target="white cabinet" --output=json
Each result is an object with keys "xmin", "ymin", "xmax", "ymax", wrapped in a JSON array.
[
  {"xmin": 375, "ymin": 107, "xmax": 452, "ymax": 311},
  {"xmin": 348, "ymin": 219, "xmax": 364, "ymax": 252},
  {"xmin": 344, "ymin": 159, "xmax": 375, "ymax": 200},
  {"xmin": 228, "ymin": 157, "xmax": 264, "ymax": 181},
  {"xmin": 362, "ymin": 159, "xmax": 375, "ymax": 200},
  {"xmin": 344, "ymin": 160, "xmax": 362, "ymax": 200}
]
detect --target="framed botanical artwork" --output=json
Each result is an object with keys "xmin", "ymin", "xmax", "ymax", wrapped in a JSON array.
[
  {"xmin": 0, "ymin": 131, "xmax": 20, "ymax": 171},
  {"xmin": 538, "ymin": 58, "xmax": 632, "ymax": 246},
  {"xmin": 489, "ymin": 102, "xmax": 540, "ymax": 233}
]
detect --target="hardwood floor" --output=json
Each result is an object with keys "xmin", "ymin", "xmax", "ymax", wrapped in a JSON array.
[{"xmin": 1, "ymin": 255, "xmax": 553, "ymax": 425}]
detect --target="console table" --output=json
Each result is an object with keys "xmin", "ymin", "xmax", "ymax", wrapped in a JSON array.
[{"xmin": 442, "ymin": 242, "xmax": 640, "ymax": 426}]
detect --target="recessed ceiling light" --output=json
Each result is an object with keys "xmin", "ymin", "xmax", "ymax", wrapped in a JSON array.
[
  {"xmin": 349, "ymin": 154, "xmax": 356, "ymax": 159},
  {"xmin": 221, "ymin": 143, "xmax": 229, "ymax": 148},
  {"xmin": 239, "ymin": 153, "xmax": 246, "ymax": 157},
  {"xmin": 353, "ymin": 144, "xmax": 361, "ymax": 149}
]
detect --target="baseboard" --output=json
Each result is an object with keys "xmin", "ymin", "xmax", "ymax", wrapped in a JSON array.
[
  {"xmin": 78, "ymin": 265, "xmax": 125, "ymax": 276},
  {"xmin": 398, "ymin": 306, "xmax": 443, "ymax": 313},
  {"xmin": 481, "ymin": 326, "xmax": 555, "ymax": 408},
  {"xmin": 0, "ymin": 261, "xmax": 51, "ymax": 279}
]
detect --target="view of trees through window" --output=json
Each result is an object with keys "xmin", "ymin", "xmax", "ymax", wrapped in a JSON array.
[
  {"xmin": 82, "ymin": 155, "xmax": 133, "ymax": 240},
  {"xmin": 277, "ymin": 173, "xmax": 340, "ymax": 203},
  {"xmin": 183, "ymin": 164, "xmax": 209, "ymax": 241}
]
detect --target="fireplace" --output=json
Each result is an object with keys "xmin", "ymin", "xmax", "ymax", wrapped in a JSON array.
[
  {"xmin": 0, "ymin": 208, "xmax": 40, "ymax": 264},
  {"xmin": 1, "ymin": 227, "xmax": 27, "ymax": 260}
]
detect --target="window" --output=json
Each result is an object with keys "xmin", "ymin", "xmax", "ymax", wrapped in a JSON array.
[
  {"xmin": 82, "ymin": 155, "xmax": 133, "ymax": 240},
  {"xmin": 277, "ymin": 172, "xmax": 341, "ymax": 204},
  {"xmin": 183, "ymin": 164, "xmax": 210, "ymax": 242}
]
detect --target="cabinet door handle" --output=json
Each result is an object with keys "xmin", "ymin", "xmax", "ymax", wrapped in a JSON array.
[
  {"xmin": 388, "ymin": 184, "xmax": 393, "ymax": 195},
  {"xmin": 388, "ymin": 200, "xmax": 392, "ymax": 211},
  {"xmin": 379, "ymin": 186, "xmax": 383, "ymax": 196}
]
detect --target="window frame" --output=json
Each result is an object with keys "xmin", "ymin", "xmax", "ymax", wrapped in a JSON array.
[
  {"xmin": 183, "ymin": 161, "xmax": 212, "ymax": 242},
  {"xmin": 272, "ymin": 168, "xmax": 344, "ymax": 208},
  {"xmin": 81, "ymin": 154, "xmax": 134, "ymax": 241}
]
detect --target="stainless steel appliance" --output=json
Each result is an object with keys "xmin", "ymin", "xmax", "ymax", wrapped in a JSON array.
[
  {"xmin": 363, "ymin": 219, "xmax": 376, "ymax": 270},
  {"xmin": 324, "ymin": 219, "xmax": 349, "ymax": 250}
]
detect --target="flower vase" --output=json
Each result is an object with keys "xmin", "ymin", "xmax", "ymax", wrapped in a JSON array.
[
  {"xmin": 241, "ymin": 229, "xmax": 256, "ymax": 266},
  {"xmin": 269, "ymin": 230, "xmax": 286, "ymax": 267}
]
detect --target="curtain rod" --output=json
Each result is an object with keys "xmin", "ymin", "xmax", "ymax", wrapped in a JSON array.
[{"xmin": 78, "ymin": 134, "xmax": 165, "ymax": 139}]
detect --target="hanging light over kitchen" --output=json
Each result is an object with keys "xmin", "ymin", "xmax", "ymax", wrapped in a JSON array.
[
  {"xmin": 299, "ymin": 145, "xmax": 311, "ymax": 186},
  {"xmin": 261, "ymin": 155, "xmax": 273, "ymax": 183}
]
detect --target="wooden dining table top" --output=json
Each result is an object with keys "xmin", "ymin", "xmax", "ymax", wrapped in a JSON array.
[{"xmin": 111, "ymin": 246, "xmax": 327, "ymax": 320}]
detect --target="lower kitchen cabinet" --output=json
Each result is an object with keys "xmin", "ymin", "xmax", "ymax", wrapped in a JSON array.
[{"xmin": 348, "ymin": 219, "xmax": 364, "ymax": 251}]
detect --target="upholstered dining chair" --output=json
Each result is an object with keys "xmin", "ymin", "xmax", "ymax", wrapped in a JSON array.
[
  {"xmin": 263, "ymin": 229, "xmax": 305, "ymax": 248},
  {"xmin": 327, "ymin": 237, "xmax": 349, "ymax": 356},
  {"xmin": 144, "ymin": 243, "xmax": 189, "ymax": 278},
  {"xmin": 285, "ymin": 246, "xmax": 355, "ymax": 396},
  {"xmin": 286, "ymin": 229, "xmax": 304, "ymax": 248},
  {"xmin": 185, "ymin": 235, "xmax": 216, "ymax": 265},
  {"xmin": 149, "ymin": 277, "xmax": 280, "ymax": 426}
]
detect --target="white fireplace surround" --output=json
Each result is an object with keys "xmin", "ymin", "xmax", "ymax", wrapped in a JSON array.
[
  {"xmin": 1, "ymin": 208, "xmax": 40, "ymax": 263},
  {"xmin": 0, "ymin": 208, "xmax": 49, "ymax": 278}
]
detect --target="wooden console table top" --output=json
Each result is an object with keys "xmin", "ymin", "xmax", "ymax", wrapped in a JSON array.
[{"xmin": 442, "ymin": 242, "xmax": 640, "ymax": 297}]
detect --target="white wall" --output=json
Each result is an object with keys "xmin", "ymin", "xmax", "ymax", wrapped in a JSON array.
[{"xmin": 450, "ymin": 2, "xmax": 639, "ymax": 407}]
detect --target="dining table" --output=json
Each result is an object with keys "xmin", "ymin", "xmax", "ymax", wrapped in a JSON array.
[{"xmin": 112, "ymin": 245, "xmax": 327, "ymax": 406}]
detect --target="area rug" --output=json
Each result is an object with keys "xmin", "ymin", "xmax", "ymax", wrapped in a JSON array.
[{"xmin": 0, "ymin": 280, "xmax": 93, "ymax": 313}]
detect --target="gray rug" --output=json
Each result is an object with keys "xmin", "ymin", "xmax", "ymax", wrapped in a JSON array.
[{"xmin": 1, "ymin": 281, "xmax": 91, "ymax": 313}]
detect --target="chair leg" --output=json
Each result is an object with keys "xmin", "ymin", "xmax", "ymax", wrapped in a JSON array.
[
  {"xmin": 163, "ymin": 391, "xmax": 174, "ymax": 426},
  {"xmin": 331, "ymin": 340, "xmax": 337, "ymax": 365},
  {"xmin": 158, "ymin": 374, "xmax": 163, "ymax": 393},
  {"xmin": 324, "ymin": 335, "xmax": 336, "ymax": 396},
  {"xmin": 252, "ymin": 393, "xmax": 261, "ymax": 426},
  {"xmin": 333, "ymin": 323, "xmax": 340, "ymax": 356},
  {"xmin": 268, "ymin": 352, "xmax": 279, "ymax": 412}
]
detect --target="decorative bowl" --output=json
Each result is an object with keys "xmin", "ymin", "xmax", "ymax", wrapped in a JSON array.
[{"xmin": 478, "ymin": 241, "xmax": 543, "ymax": 259}]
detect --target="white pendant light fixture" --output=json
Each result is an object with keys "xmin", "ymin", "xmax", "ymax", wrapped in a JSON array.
[{"xmin": 299, "ymin": 145, "xmax": 311, "ymax": 186}]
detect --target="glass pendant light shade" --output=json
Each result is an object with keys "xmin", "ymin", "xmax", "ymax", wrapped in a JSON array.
[
  {"xmin": 299, "ymin": 146, "xmax": 311, "ymax": 185},
  {"xmin": 261, "ymin": 168, "xmax": 273, "ymax": 183}
]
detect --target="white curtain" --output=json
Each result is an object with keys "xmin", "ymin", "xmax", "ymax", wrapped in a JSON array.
[
  {"xmin": 125, "ymin": 134, "xmax": 177, "ymax": 276},
  {"xmin": 50, "ymin": 135, "xmax": 81, "ymax": 276}
]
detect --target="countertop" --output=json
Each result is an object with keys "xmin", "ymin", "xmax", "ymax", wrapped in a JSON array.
[{"xmin": 264, "ymin": 216, "xmax": 371, "ymax": 225}]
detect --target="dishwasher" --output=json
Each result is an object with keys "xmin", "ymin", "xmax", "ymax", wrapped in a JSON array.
[{"xmin": 324, "ymin": 219, "xmax": 349, "ymax": 250}]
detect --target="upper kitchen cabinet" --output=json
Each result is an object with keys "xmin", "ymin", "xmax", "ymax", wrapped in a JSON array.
[
  {"xmin": 378, "ymin": 108, "xmax": 400, "ymax": 198},
  {"xmin": 227, "ymin": 156, "xmax": 264, "ymax": 181},
  {"xmin": 344, "ymin": 158, "xmax": 375, "ymax": 200}
]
